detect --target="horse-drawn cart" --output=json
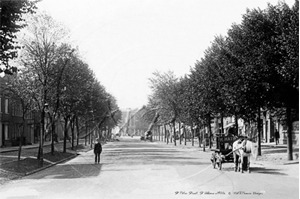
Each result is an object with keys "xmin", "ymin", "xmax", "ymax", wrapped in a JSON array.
[
  {"xmin": 211, "ymin": 133, "xmax": 237, "ymax": 170},
  {"xmin": 211, "ymin": 133, "xmax": 250, "ymax": 171}
]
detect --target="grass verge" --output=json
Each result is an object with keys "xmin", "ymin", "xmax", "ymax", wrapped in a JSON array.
[{"xmin": 0, "ymin": 151, "xmax": 76, "ymax": 186}]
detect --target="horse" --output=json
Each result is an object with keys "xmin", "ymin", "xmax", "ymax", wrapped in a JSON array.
[
  {"xmin": 211, "ymin": 152, "xmax": 225, "ymax": 170},
  {"xmin": 232, "ymin": 138, "xmax": 258, "ymax": 173}
]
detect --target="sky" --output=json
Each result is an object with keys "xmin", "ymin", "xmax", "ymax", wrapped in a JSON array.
[{"xmin": 36, "ymin": 0, "xmax": 295, "ymax": 110}]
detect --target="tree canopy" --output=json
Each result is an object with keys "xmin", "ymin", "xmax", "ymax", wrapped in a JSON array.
[{"xmin": 0, "ymin": 0, "xmax": 37, "ymax": 74}]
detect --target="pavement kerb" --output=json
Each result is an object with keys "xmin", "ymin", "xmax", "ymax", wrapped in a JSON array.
[
  {"xmin": 22, "ymin": 145, "xmax": 95, "ymax": 176},
  {"xmin": 1, "ymin": 148, "xmax": 93, "ymax": 183},
  {"xmin": 0, "ymin": 154, "xmax": 78, "ymax": 185},
  {"xmin": 283, "ymin": 160, "xmax": 299, "ymax": 165},
  {"xmin": 24, "ymin": 153, "xmax": 78, "ymax": 176}
]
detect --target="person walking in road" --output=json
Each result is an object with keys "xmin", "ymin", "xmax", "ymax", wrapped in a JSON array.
[
  {"xmin": 275, "ymin": 129, "xmax": 280, "ymax": 145},
  {"xmin": 94, "ymin": 138, "xmax": 102, "ymax": 164}
]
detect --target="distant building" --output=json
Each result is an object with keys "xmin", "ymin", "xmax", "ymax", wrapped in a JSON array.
[{"xmin": 118, "ymin": 108, "xmax": 149, "ymax": 136}]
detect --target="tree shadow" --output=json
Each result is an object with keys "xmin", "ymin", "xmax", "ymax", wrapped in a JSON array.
[
  {"xmin": 25, "ymin": 163, "xmax": 103, "ymax": 179},
  {"xmin": 249, "ymin": 167, "xmax": 287, "ymax": 175},
  {"xmin": 218, "ymin": 164, "xmax": 287, "ymax": 176}
]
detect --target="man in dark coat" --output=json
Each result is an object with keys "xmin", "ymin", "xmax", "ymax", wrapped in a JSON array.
[{"xmin": 94, "ymin": 138, "xmax": 102, "ymax": 164}]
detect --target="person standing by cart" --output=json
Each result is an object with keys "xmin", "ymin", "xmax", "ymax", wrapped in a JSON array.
[{"xmin": 94, "ymin": 138, "xmax": 102, "ymax": 164}]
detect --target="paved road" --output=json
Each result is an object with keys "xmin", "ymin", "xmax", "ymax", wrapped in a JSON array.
[{"xmin": 0, "ymin": 137, "xmax": 298, "ymax": 199}]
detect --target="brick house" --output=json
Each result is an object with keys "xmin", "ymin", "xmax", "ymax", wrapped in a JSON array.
[{"xmin": 0, "ymin": 75, "xmax": 38, "ymax": 147}]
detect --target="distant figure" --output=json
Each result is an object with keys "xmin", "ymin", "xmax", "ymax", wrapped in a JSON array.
[
  {"xmin": 275, "ymin": 129, "xmax": 280, "ymax": 145},
  {"xmin": 94, "ymin": 139, "xmax": 102, "ymax": 164}
]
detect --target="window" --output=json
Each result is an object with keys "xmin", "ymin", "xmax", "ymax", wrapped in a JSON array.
[
  {"xmin": 25, "ymin": 111, "xmax": 33, "ymax": 119},
  {"xmin": 5, "ymin": 98, "xmax": 9, "ymax": 114},
  {"xmin": 12, "ymin": 101, "xmax": 22, "ymax": 117},
  {"xmin": 4, "ymin": 124, "xmax": 9, "ymax": 140},
  {"xmin": 15, "ymin": 103, "xmax": 22, "ymax": 117}
]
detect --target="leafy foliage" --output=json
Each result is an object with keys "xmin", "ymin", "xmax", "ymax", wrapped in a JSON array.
[{"xmin": 0, "ymin": 0, "xmax": 37, "ymax": 74}]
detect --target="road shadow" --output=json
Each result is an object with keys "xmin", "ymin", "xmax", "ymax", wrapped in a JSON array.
[
  {"xmin": 249, "ymin": 166, "xmax": 287, "ymax": 175},
  {"xmin": 25, "ymin": 163, "xmax": 102, "ymax": 179},
  {"xmin": 219, "ymin": 165, "xmax": 287, "ymax": 176}
]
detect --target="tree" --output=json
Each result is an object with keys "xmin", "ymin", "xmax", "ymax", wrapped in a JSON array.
[
  {"xmin": 148, "ymin": 71, "xmax": 181, "ymax": 146},
  {"xmin": 46, "ymin": 46, "xmax": 78, "ymax": 153},
  {"xmin": 264, "ymin": 1, "xmax": 299, "ymax": 160},
  {"xmin": 188, "ymin": 64, "xmax": 214, "ymax": 149},
  {"xmin": 0, "ymin": 0, "xmax": 37, "ymax": 74},
  {"xmin": 19, "ymin": 11, "xmax": 71, "ymax": 164},
  {"xmin": 59, "ymin": 59, "xmax": 97, "ymax": 152},
  {"xmin": 177, "ymin": 75, "xmax": 205, "ymax": 146},
  {"xmin": 225, "ymin": 1, "xmax": 299, "ymax": 159}
]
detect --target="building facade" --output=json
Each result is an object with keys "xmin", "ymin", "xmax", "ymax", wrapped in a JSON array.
[{"xmin": 0, "ymin": 76, "xmax": 38, "ymax": 147}]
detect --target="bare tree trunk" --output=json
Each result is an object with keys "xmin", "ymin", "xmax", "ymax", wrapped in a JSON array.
[
  {"xmin": 169, "ymin": 124, "xmax": 173, "ymax": 143},
  {"xmin": 198, "ymin": 127, "xmax": 201, "ymax": 148},
  {"xmin": 51, "ymin": 116, "xmax": 55, "ymax": 155},
  {"xmin": 173, "ymin": 122, "xmax": 176, "ymax": 146},
  {"xmin": 85, "ymin": 122, "xmax": 87, "ymax": 146},
  {"xmin": 221, "ymin": 113, "xmax": 224, "ymax": 134},
  {"xmin": 88, "ymin": 126, "xmax": 91, "ymax": 144},
  {"xmin": 286, "ymin": 105, "xmax": 293, "ymax": 160},
  {"xmin": 70, "ymin": 116, "xmax": 75, "ymax": 150},
  {"xmin": 18, "ymin": 123, "xmax": 25, "ymax": 161},
  {"xmin": 76, "ymin": 116, "xmax": 80, "ymax": 147},
  {"xmin": 179, "ymin": 122, "xmax": 182, "ymax": 145},
  {"xmin": 257, "ymin": 108, "xmax": 262, "ymax": 156},
  {"xmin": 90, "ymin": 127, "xmax": 93, "ymax": 148},
  {"xmin": 202, "ymin": 126, "xmax": 206, "ymax": 152},
  {"xmin": 192, "ymin": 126, "xmax": 194, "ymax": 146},
  {"xmin": 235, "ymin": 114, "xmax": 239, "ymax": 136},
  {"xmin": 164, "ymin": 124, "xmax": 168, "ymax": 144},
  {"xmin": 38, "ymin": 107, "xmax": 45, "ymax": 165},
  {"xmin": 158, "ymin": 126, "xmax": 160, "ymax": 141},
  {"xmin": 207, "ymin": 114, "xmax": 212, "ymax": 149},
  {"xmin": 63, "ymin": 116, "xmax": 69, "ymax": 153},
  {"xmin": 183, "ymin": 125, "xmax": 186, "ymax": 145}
]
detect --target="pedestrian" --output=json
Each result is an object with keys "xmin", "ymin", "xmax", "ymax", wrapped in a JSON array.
[
  {"xmin": 275, "ymin": 129, "xmax": 280, "ymax": 145},
  {"xmin": 94, "ymin": 138, "xmax": 102, "ymax": 164}
]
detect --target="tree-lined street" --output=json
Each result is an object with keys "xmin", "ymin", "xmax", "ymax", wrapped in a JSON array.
[
  {"xmin": 0, "ymin": 137, "xmax": 298, "ymax": 199},
  {"xmin": 0, "ymin": 1, "xmax": 298, "ymax": 198}
]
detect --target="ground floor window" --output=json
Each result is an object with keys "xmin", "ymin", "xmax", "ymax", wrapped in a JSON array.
[
  {"xmin": 11, "ymin": 124, "xmax": 20, "ymax": 140},
  {"xmin": 4, "ymin": 124, "xmax": 9, "ymax": 140}
]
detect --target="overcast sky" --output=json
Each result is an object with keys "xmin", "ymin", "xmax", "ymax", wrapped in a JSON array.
[{"xmin": 36, "ymin": 0, "xmax": 294, "ymax": 110}]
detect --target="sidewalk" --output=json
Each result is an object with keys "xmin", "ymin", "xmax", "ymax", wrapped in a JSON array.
[
  {"xmin": 0, "ymin": 140, "xmax": 93, "ymax": 185},
  {"xmin": 260, "ymin": 142, "xmax": 299, "ymax": 165},
  {"xmin": 153, "ymin": 138, "xmax": 299, "ymax": 165},
  {"xmin": 0, "ymin": 139, "xmax": 96, "ymax": 153}
]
